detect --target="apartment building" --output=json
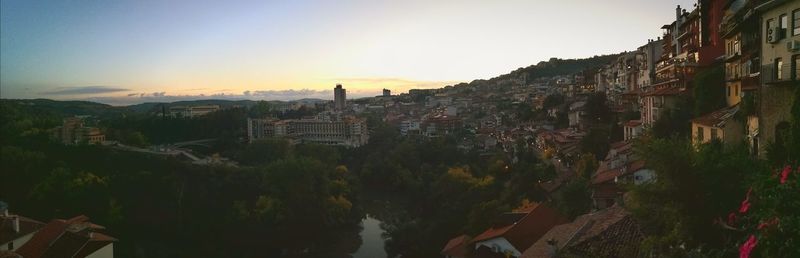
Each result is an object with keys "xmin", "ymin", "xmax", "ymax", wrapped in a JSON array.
[
  {"xmin": 168, "ymin": 105, "xmax": 220, "ymax": 118},
  {"xmin": 757, "ymin": 0, "xmax": 800, "ymax": 155},
  {"xmin": 247, "ymin": 116, "xmax": 369, "ymax": 147}
]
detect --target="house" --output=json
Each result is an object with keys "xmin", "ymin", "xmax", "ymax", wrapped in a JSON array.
[
  {"xmin": 0, "ymin": 203, "xmax": 45, "ymax": 252},
  {"xmin": 470, "ymin": 203, "xmax": 568, "ymax": 257},
  {"xmin": 15, "ymin": 215, "xmax": 116, "ymax": 258},
  {"xmin": 691, "ymin": 105, "xmax": 743, "ymax": 145},
  {"xmin": 623, "ymin": 120, "xmax": 643, "ymax": 141},
  {"xmin": 521, "ymin": 205, "xmax": 644, "ymax": 258},
  {"xmin": 441, "ymin": 235, "xmax": 471, "ymax": 258},
  {"xmin": 756, "ymin": 0, "xmax": 800, "ymax": 156},
  {"xmin": 590, "ymin": 142, "xmax": 653, "ymax": 209}
]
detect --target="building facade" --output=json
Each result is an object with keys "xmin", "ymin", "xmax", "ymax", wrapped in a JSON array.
[
  {"xmin": 247, "ymin": 116, "xmax": 368, "ymax": 147},
  {"xmin": 334, "ymin": 84, "xmax": 347, "ymax": 111},
  {"xmin": 757, "ymin": 0, "xmax": 800, "ymax": 156}
]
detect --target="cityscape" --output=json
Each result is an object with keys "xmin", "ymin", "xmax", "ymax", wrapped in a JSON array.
[{"xmin": 1, "ymin": 0, "xmax": 800, "ymax": 258}]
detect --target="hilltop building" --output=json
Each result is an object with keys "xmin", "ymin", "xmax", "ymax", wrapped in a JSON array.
[
  {"xmin": 383, "ymin": 88, "xmax": 391, "ymax": 96},
  {"xmin": 168, "ymin": 105, "xmax": 220, "ymax": 118},
  {"xmin": 52, "ymin": 117, "xmax": 105, "ymax": 145},
  {"xmin": 334, "ymin": 84, "xmax": 347, "ymax": 111}
]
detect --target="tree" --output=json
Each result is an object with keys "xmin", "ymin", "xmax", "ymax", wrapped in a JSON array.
[
  {"xmin": 248, "ymin": 101, "xmax": 273, "ymax": 118},
  {"xmin": 693, "ymin": 64, "xmax": 726, "ymax": 117},
  {"xmin": 581, "ymin": 128, "xmax": 611, "ymax": 160},
  {"xmin": 628, "ymin": 138, "xmax": 758, "ymax": 255},
  {"xmin": 651, "ymin": 97, "xmax": 693, "ymax": 139},
  {"xmin": 556, "ymin": 178, "xmax": 592, "ymax": 219}
]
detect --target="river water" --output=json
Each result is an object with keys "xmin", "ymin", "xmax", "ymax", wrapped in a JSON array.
[{"xmin": 351, "ymin": 216, "xmax": 388, "ymax": 258}]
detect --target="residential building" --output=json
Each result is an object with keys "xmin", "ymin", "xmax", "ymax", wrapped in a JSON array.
[
  {"xmin": 247, "ymin": 116, "xmax": 369, "ymax": 147},
  {"xmin": 521, "ymin": 205, "xmax": 644, "ymax": 258},
  {"xmin": 757, "ymin": 0, "xmax": 800, "ymax": 156},
  {"xmin": 691, "ymin": 105, "xmax": 743, "ymax": 145},
  {"xmin": 641, "ymin": 87, "xmax": 687, "ymax": 127},
  {"xmin": 15, "ymin": 215, "xmax": 116, "ymax": 258},
  {"xmin": 470, "ymin": 203, "xmax": 568, "ymax": 258},
  {"xmin": 334, "ymin": 84, "xmax": 347, "ymax": 111},
  {"xmin": 591, "ymin": 142, "xmax": 653, "ymax": 209},
  {"xmin": 383, "ymin": 88, "xmax": 391, "ymax": 96},
  {"xmin": 623, "ymin": 120, "xmax": 643, "ymax": 141},
  {"xmin": 1, "ymin": 204, "xmax": 45, "ymax": 252},
  {"xmin": 168, "ymin": 105, "xmax": 220, "ymax": 118}
]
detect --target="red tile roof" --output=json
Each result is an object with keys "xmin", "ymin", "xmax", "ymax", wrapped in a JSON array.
[
  {"xmin": 643, "ymin": 86, "xmax": 685, "ymax": 96},
  {"xmin": 471, "ymin": 203, "xmax": 568, "ymax": 253},
  {"xmin": 441, "ymin": 234, "xmax": 471, "ymax": 257},
  {"xmin": 521, "ymin": 205, "xmax": 643, "ymax": 258},
  {"xmin": 0, "ymin": 214, "xmax": 45, "ymax": 245},
  {"xmin": 15, "ymin": 216, "xmax": 115, "ymax": 258},
  {"xmin": 624, "ymin": 120, "xmax": 642, "ymax": 127}
]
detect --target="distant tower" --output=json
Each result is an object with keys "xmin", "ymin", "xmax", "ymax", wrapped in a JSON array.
[
  {"xmin": 382, "ymin": 88, "xmax": 391, "ymax": 96},
  {"xmin": 334, "ymin": 84, "xmax": 347, "ymax": 111}
]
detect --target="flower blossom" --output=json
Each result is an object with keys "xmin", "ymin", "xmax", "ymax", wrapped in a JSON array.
[{"xmin": 739, "ymin": 234, "xmax": 758, "ymax": 258}]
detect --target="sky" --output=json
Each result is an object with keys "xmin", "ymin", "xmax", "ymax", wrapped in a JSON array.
[{"xmin": 0, "ymin": 0, "xmax": 696, "ymax": 105}]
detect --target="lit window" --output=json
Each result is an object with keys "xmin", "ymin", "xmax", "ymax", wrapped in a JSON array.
[
  {"xmin": 777, "ymin": 58, "xmax": 783, "ymax": 80},
  {"xmin": 711, "ymin": 128, "xmax": 718, "ymax": 140}
]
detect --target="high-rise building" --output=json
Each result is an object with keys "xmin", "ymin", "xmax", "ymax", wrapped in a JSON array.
[
  {"xmin": 382, "ymin": 88, "xmax": 391, "ymax": 96},
  {"xmin": 334, "ymin": 84, "xmax": 346, "ymax": 111}
]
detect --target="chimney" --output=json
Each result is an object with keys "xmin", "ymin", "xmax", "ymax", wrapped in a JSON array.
[{"xmin": 12, "ymin": 216, "xmax": 20, "ymax": 233}]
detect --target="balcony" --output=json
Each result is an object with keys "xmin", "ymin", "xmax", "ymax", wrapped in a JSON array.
[{"xmin": 761, "ymin": 64, "xmax": 798, "ymax": 85}]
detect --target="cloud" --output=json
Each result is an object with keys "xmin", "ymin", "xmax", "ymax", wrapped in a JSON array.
[
  {"xmin": 152, "ymin": 92, "xmax": 166, "ymax": 97},
  {"xmin": 40, "ymin": 86, "xmax": 130, "ymax": 95}
]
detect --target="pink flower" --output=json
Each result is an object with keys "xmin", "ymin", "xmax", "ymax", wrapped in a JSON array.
[
  {"xmin": 739, "ymin": 199, "xmax": 751, "ymax": 213},
  {"xmin": 780, "ymin": 165, "xmax": 792, "ymax": 184},
  {"xmin": 739, "ymin": 187, "xmax": 753, "ymax": 214},
  {"xmin": 739, "ymin": 235, "xmax": 758, "ymax": 258}
]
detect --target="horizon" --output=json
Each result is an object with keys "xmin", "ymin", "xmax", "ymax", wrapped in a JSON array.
[{"xmin": 1, "ymin": 0, "xmax": 695, "ymax": 105}]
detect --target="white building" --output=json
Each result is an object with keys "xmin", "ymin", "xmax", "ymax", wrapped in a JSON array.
[
  {"xmin": 247, "ymin": 116, "xmax": 369, "ymax": 147},
  {"xmin": 169, "ymin": 105, "xmax": 220, "ymax": 118}
]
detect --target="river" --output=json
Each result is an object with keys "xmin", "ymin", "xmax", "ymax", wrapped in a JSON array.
[{"xmin": 351, "ymin": 216, "xmax": 388, "ymax": 258}]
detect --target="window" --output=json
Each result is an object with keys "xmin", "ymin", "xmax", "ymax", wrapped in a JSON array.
[
  {"xmin": 727, "ymin": 85, "xmax": 731, "ymax": 96},
  {"xmin": 697, "ymin": 126, "xmax": 705, "ymax": 142},
  {"xmin": 794, "ymin": 9, "xmax": 800, "ymax": 36},
  {"xmin": 711, "ymin": 128, "xmax": 718, "ymax": 140},
  {"xmin": 777, "ymin": 58, "xmax": 783, "ymax": 80},
  {"xmin": 781, "ymin": 14, "xmax": 789, "ymax": 38}
]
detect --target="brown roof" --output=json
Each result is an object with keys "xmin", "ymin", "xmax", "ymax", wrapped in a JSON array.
[
  {"xmin": 691, "ymin": 105, "xmax": 739, "ymax": 127},
  {"xmin": 471, "ymin": 203, "xmax": 569, "ymax": 253},
  {"xmin": 623, "ymin": 120, "xmax": 642, "ymax": 127},
  {"xmin": 441, "ymin": 234, "xmax": 471, "ymax": 257},
  {"xmin": 643, "ymin": 86, "xmax": 685, "ymax": 96},
  {"xmin": 521, "ymin": 205, "xmax": 643, "ymax": 258},
  {"xmin": 15, "ymin": 216, "xmax": 116, "ymax": 258},
  {"xmin": 0, "ymin": 214, "xmax": 45, "ymax": 244}
]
